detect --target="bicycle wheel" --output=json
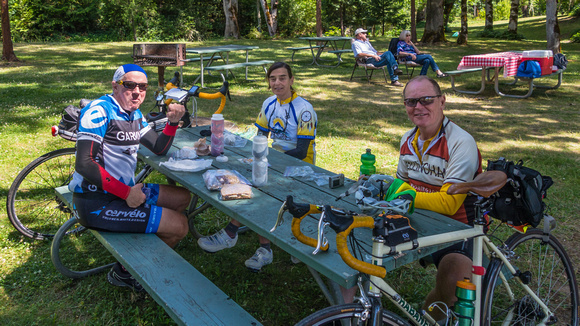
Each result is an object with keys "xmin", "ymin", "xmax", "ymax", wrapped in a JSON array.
[
  {"xmin": 482, "ymin": 229, "xmax": 579, "ymax": 325},
  {"xmin": 296, "ymin": 303, "xmax": 410, "ymax": 326},
  {"xmin": 6, "ymin": 147, "xmax": 77, "ymax": 240}
]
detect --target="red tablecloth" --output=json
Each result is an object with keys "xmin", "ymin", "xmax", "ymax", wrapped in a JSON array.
[{"xmin": 457, "ymin": 52, "xmax": 523, "ymax": 77}]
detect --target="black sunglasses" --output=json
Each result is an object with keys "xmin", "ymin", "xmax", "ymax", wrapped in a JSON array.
[
  {"xmin": 403, "ymin": 95, "xmax": 441, "ymax": 107},
  {"xmin": 117, "ymin": 81, "xmax": 148, "ymax": 91}
]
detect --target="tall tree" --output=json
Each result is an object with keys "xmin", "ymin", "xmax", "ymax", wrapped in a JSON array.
[
  {"xmin": 259, "ymin": 0, "xmax": 279, "ymax": 36},
  {"xmin": 411, "ymin": 0, "xmax": 417, "ymax": 42},
  {"xmin": 508, "ymin": 0, "xmax": 520, "ymax": 35},
  {"xmin": 484, "ymin": 0, "xmax": 494, "ymax": 31},
  {"xmin": 223, "ymin": 0, "xmax": 240, "ymax": 38},
  {"xmin": 316, "ymin": 0, "xmax": 322, "ymax": 37},
  {"xmin": 457, "ymin": 0, "xmax": 468, "ymax": 44},
  {"xmin": 421, "ymin": 0, "xmax": 446, "ymax": 43},
  {"xmin": 1, "ymin": 0, "xmax": 19, "ymax": 62},
  {"xmin": 546, "ymin": 0, "xmax": 561, "ymax": 54}
]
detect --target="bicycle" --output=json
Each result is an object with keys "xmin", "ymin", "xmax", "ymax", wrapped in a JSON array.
[
  {"xmin": 6, "ymin": 76, "xmax": 230, "ymax": 240},
  {"xmin": 275, "ymin": 171, "xmax": 578, "ymax": 325}
]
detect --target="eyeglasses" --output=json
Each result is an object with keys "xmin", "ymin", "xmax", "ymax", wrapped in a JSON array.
[
  {"xmin": 404, "ymin": 95, "xmax": 441, "ymax": 107},
  {"xmin": 117, "ymin": 81, "xmax": 148, "ymax": 91},
  {"xmin": 406, "ymin": 34, "xmax": 411, "ymax": 37}
]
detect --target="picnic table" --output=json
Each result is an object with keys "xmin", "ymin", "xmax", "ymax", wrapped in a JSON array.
[
  {"xmin": 50, "ymin": 126, "xmax": 471, "ymax": 324},
  {"xmin": 449, "ymin": 51, "xmax": 564, "ymax": 98},
  {"xmin": 185, "ymin": 44, "xmax": 273, "ymax": 87},
  {"xmin": 295, "ymin": 36, "xmax": 353, "ymax": 67}
]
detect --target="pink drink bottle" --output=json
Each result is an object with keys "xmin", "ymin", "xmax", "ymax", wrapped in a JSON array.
[{"xmin": 210, "ymin": 114, "xmax": 224, "ymax": 156}]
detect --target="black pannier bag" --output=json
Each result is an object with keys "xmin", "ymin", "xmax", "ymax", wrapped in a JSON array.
[
  {"xmin": 57, "ymin": 105, "xmax": 81, "ymax": 141},
  {"xmin": 486, "ymin": 158, "xmax": 553, "ymax": 228}
]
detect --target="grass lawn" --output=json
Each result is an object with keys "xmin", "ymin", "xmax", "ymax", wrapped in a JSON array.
[{"xmin": 1, "ymin": 15, "xmax": 579, "ymax": 325}]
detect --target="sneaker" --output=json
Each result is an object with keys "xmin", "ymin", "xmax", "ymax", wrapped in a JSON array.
[
  {"xmin": 107, "ymin": 263, "xmax": 144, "ymax": 292},
  {"xmin": 197, "ymin": 229, "xmax": 238, "ymax": 253},
  {"xmin": 244, "ymin": 247, "xmax": 273, "ymax": 271},
  {"xmin": 391, "ymin": 80, "xmax": 404, "ymax": 87}
]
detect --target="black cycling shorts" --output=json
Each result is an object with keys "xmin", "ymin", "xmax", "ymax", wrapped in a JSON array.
[
  {"xmin": 431, "ymin": 239, "xmax": 473, "ymax": 268},
  {"xmin": 72, "ymin": 184, "xmax": 163, "ymax": 233}
]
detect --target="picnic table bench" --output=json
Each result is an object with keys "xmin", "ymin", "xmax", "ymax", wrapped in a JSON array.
[
  {"xmin": 286, "ymin": 45, "xmax": 322, "ymax": 62},
  {"xmin": 51, "ymin": 186, "xmax": 261, "ymax": 326}
]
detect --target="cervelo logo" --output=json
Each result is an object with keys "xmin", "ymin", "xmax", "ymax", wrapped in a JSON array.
[
  {"xmin": 105, "ymin": 209, "xmax": 146, "ymax": 219},
  {"xmin": 80, "ymin": 104, "xmax": 107, "ymax": 130}
]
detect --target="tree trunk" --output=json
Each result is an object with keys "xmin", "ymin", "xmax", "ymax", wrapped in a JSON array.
[
  {"xmin": 259, "ymin": 0, "xmax": 278, "ymax": 37},
  {"xmin": 457, "ymin": 0, "xmax": 468, "ymax": 44},
  {"xmin": 1, "ymin": 0, "xmax": 19, "ymax": 62},
  {"xmin": 546, "ymin": 0, "xmax": 561, "ymax": 54},
  {"xmin": 484, "ymin": 0, "xmax": 494, "ymax": 31},
  {"xmin": 421, "ymin": 0, "xmax": 446, "ymax": 44},
  {"xmin": 508, "ymin": 0, "xmax": 520, "ymax": 35},
  {"xmin": 256, "ymin": 0, "xmax": 261, "ymax": 32},
  {"xmin": 411, "ymin": 0, "xmax": 417, "ymax": 42},
  {"xmin": 443, "ymin": 0, "xmax": 455, "ymax": 31},
  {"xmin": 223, "ymin": 0, "xmax": 240, "ymax": 39},
  {"xmin": 316, "ymin": 0, "xmax": 322, "ymax": 37}
]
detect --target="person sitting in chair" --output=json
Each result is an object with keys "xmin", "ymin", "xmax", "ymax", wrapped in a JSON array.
[
  {"xmin": 396, "ymin": 30, "xmax": 448, "ymax": 78},
  {"xmin": 352, "ymin": 28, "xmax": 404, "ymax": 87}
]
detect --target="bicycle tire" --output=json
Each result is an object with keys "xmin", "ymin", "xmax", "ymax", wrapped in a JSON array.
[
  {"xmin": 295, "ymin": 303, "xmax": 411, "ymax": 326},
  {"xmin": 482, "ymin": 229, "xmax": 579, "ymax": 325},
  {"xmin": 6, "ymin": 147, "xmax": 77, "ymax": 240}
]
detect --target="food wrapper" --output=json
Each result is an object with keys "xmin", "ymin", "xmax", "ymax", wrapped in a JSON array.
[
  {"xmin": 202, "ymin": 169, "xmax": 251, "ymax": 190},
  {"xmin": 220, "ymin": 184, "xmax": 253, "ymax": 200},
  {"xmin": 194, "ymin": 138, "xmax": 211, "ymax": 156}
]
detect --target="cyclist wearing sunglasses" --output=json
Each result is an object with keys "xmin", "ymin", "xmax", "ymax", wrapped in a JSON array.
[
  {"xmin": 397, "ymin": 75, "xmax": 482, "ymax": 321},
  {"xmin": 70, "ymin": 64, "xmax": 191, "ymax": 292}
]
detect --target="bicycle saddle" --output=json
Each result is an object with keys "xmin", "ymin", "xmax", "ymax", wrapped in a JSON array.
[{"xmin": 447, "ymin": 170, "xmax": 507, "ymax": 198}]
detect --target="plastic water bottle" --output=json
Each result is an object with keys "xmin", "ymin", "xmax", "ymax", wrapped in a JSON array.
[
  {"xmin": 454, "ymin": 278, "xmax": 476, "ymax": 326},
  {"xmin": 360, "ymin": 148, "xmax": 376, "ymax": 176},
  {"xmin": 252, "ymin": 135, "xmax": 268, "ymax": 186},
  {"xmin": 210, "ymin": 114, "xmax": 224, "ymax": 156}
]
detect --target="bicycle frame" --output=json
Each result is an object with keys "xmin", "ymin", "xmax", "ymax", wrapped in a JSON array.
[
  {"xmin": 280, "ymin": 192, "xmax": 559, "ymax": 326},
  {"xmin": 361, "ymin": 223, "xmax": 554, "ymax": 325}
]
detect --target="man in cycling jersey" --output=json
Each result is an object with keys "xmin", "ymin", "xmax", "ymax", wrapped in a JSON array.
[
  {"xmin": 70, "ymin": 64, "xmax": 190, "ymax": 292},
  {"xmin": 397, "ymin": 75, "xmax": 482, "ymax": 320}
]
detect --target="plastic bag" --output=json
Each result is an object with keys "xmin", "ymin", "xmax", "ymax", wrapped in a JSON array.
[
  {"xmin": 224, "ymin": 131, "xmax": 248, "ymax": 148},
  {"xmin": 159, "ymin": 158, "xmax": 213, "ymax": 172},
  {"xmin": 170, "ymin": 147, "xmax": 198, "ymax": 160},
  {"xmin": 202, "ymin": 169, "xmax": 252, "ymax": 190},
  {"xmin": 284, "ymin": 166, "xmax": 330, "ymax": 186}
]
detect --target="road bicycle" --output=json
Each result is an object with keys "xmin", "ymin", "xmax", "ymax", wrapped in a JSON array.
[
  {"xmin": 6, "ymin": 75, "xmax": 230, "ymax": 240},
  {"xmin": 276, "ymin": 171, "xmax": 578, "ymax": 325}
]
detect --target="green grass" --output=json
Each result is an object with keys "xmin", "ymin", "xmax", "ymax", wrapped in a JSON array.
[{"xmin": 1, "ymin": 15, "xmax": 579, "ymax": 325}]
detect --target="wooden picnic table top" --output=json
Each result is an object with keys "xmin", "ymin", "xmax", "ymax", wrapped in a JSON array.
[
  {"xmin": 186, "ymin": 44, "xmax": 259, "ymax": 55},
  {"xmin": 138, "ymin": 126, "xmax": 471, "ymax": 289}
]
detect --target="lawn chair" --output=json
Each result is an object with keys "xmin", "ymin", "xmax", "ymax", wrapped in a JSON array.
[
  {"xmin": 350, "ymin": 56, "xmax": 389, "ymax": 84},
  {"xmin": 388, "ymin": 37, "xmax": 421, "ymax": 78}
]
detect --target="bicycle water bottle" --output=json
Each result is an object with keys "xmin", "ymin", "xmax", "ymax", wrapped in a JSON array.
[
  {"xmin": 360, "ymin": 148, "xmax": 376, "ymax": 176},
  {"xmin": 210, "ymin": 114, "xmax": 224, "ymax": 156},
  {"xmin": 252, "ymin": 135, "xmax": 268, "ymax": 186},
  {"xmin": 454, "ymin": 278, "xmax": 476, "ymax": 326}
]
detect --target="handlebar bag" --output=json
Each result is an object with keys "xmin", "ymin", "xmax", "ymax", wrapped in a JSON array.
[{"xmin": 373, "ymin": 213, "xmax": 417, "ymax": 247}]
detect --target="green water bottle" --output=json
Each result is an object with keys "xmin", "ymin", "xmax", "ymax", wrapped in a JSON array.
[
  {"xmin": 360, "ymin": 149, "xmax": 376, "ymax": 176},
  {"xmin": 454, "ymin": 278, "xmax": 476, "ymax": 326}
]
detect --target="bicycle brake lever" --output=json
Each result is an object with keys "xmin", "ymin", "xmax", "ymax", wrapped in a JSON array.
[
  {"xmin": 270, "ymin": 199, "xmax": 287, "ymax": 233},
  {"xmin": 313, "ymin": 211, "xmax": 329, "ymax": 255}
]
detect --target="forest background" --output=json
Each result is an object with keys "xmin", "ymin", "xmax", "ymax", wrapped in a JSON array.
[{"xmin": 4, "ymin": 0, "xmax": 580, "ymax": 44}]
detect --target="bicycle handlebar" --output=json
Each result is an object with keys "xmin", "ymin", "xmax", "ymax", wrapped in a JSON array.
[
  {"xmin": 159, "ymin": 71, "xmax": 230, "ymax": 115},
  {"xmin": 273, "ymin": 195, "xmax": 387, "ymax": 278}
]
